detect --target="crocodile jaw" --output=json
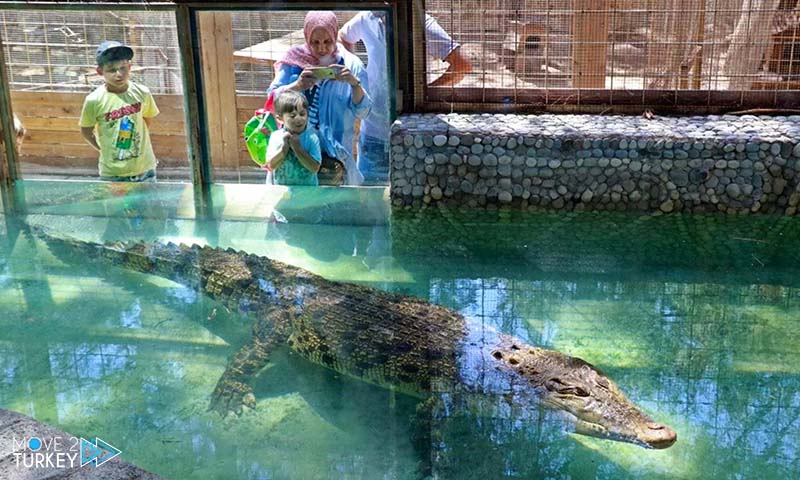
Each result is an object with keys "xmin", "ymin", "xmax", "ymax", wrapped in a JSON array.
[
  {"xmin": 488, "ymin": 338, "xmax": 678, "ymax": 449},
  {"xmin": 571, "ymin": 411, "xmax": 677, "ymax": 449}
]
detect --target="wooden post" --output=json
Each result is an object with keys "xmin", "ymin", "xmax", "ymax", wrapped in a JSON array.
[
  {"xmin": 413, "ymin": 0, "xmax": 426, "ymax": 110},
  {"xmin": 198, "ymin": 11, "xmax": 240, "ymax": 170},
  {"xmin": 679, "ymin": 64, "xmax": 690, "ymax": 89},
  {"xmin": 692, "ymin": 0, "xmax": 706, "ymax": 89},
  {"xmin": 572, "ymin": 0, "xmax": 609, "ymax": 88},
  {"xmin": 0, "ymin": 30, "xmax": 19, "ymax": 186}
]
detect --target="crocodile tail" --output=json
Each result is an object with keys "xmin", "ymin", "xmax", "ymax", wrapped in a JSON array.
[{"xmin": 30, "ymin": 226, "xmax": 202, "ymax": 289}]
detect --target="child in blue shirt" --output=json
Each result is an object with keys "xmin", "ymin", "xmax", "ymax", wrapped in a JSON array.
[{"xmin": 266, "ymin": 90, "xmax": 321, "ymax": 186}]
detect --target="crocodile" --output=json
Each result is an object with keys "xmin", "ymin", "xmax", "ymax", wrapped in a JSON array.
[{"xmin": 35, "ymin": 230, "xmax": 677, "ymax": 450}]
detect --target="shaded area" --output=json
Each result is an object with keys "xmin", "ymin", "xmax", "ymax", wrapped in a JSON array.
[{"xmin": 391, "ymin": 207, "xmax": 800, "ymax": 287}]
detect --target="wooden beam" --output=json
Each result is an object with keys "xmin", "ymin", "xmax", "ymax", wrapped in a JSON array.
[
  {"xmin": 8, "ymin": 91, "xmax": 267, "ymax": 170},
  {"xmin": 198, "ymin": 11, "xmax": 239, "ymax": 169},
  {"xmin": 213, "ymin": 12, "xmax": 241, "ymax": 169},
  {"xmin": 198, "ymin": 11, "xmax": 223, "ymax": 168},
  {"xmin": 572, "ymin": 0, "xmax": 609, "ymax": 89},
  {"xmin": 0, "ymin": 28, "xmax": 18, "ymax": 185}
]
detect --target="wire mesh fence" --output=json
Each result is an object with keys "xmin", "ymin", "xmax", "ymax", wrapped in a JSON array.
[
  {"xmin": 0, "ymin": 9, "xmax": 368, "ymax": 96},
  {"xmin": 1, "ymin": 3, "xmax": 798, "ymax": 108},
  {"xmin": 0, "ymin": 9, "xmax": 181, "ymax": 94},
  {"xmin": 424, "ymin": 0, "xmax": 800, "ymax": 109},
  {"xmin": 425, "ymin": 0, "xmax": 800, "ymax": 89}
]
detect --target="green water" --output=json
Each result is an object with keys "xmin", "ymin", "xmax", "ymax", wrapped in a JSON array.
[{"xmin": 1, "ymin": 182, "xmax": 799, "ymax": 479}]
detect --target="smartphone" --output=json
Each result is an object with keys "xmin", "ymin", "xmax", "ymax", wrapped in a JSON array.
[{"xmin": 310, "ymin": 67, "xmax": 337, "ymax": 80}]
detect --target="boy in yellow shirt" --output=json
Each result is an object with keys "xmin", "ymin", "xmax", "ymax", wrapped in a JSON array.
[{"xmin": 79, "ymin": 41, "xmax": 159, "ymax": 181}]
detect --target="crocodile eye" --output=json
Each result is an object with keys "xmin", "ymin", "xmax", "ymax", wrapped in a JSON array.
[
  {"xmin": 595, "ymin": 377, "xmax": 610, "ymax": 390},
  {"xmin": 556, "ymin": 385, "xmax": 590, "ymax": 397},
  {"xmin": 571, "ymin": 387, "xmax": 590, "ymax": 397},
  {"xmin": 546, "ymin": 378, "xmax": 590, "ymax": 397}
]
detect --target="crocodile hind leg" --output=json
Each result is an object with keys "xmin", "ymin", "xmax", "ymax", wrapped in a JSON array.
[{"xmin": 209, "ymin": 307, "xmax": 291, "ymax": 417}]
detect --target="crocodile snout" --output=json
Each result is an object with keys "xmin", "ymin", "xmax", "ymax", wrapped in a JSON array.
[{"xmin": 642, "ymin": 422, "xmax": 677, "ymax": 449}]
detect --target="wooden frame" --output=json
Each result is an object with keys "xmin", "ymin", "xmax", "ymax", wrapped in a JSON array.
[{"xmin": 0, "ymin": 24, "xmax": 17, "ymax": 188}]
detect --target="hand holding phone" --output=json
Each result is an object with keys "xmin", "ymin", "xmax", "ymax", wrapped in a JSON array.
[{"xmin": 310, "ymin": 67, "xmax": 337, "ymax": 80}]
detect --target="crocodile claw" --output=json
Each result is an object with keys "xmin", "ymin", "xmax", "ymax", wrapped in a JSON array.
[{"xmin": 209, "ymin": 379, "xmax": 257, "ymax": 417}]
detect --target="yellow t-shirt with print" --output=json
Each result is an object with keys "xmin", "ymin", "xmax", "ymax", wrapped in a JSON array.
[{"xmin": 79, "ymin": 82, "xmax": 159, "ymax": 177}]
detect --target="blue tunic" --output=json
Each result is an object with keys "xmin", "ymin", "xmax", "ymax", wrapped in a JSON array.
[{"xmin": 268, "ymin": 47, "xmax": 371, "ymax": 185}]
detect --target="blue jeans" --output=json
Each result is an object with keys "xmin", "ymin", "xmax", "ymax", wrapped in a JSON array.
[
  {"xmin": 100, "ymin": 168, "xmax": 156, "ymax": 183},
  {"xmin": 357, "ymin": 135, "xmax": 389, "ymax": 183}
]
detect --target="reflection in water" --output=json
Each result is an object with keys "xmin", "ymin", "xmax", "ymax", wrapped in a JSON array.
[
  {"xmin": 48, "ymin": 343, "xmax": 136, "ymax": 422},
  {"xmin": 0, "ymin": 202, "xmax": 798, "ymax": 478},
  {"xmin": 119, "ymin": 299, "xmax": 143, "ymax": 328}
]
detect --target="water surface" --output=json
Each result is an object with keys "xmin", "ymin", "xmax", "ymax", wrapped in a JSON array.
[{"xmin": 0, "ymin": 182, "xmax": 798, "ymax": 479}]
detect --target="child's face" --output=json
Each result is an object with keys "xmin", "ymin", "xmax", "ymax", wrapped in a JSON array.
[
  {"xmin": 279, "ymin": 105, "xmax": 309, "ymax": 134},
  {"xmin": 97, "ymin": 59, "xmax": 131, "ymax": 92}
]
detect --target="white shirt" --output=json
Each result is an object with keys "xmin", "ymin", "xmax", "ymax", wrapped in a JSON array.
[
  {"xmin": 340, "ymin": 12, "xmax": 461, "ymax": 139},
  {"xmin": 339, "ymin": 12, "xmax": 391, "ymax": 139}
]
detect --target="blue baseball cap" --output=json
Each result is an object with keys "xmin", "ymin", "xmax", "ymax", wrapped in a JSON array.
[{"xmin": 96, "ymin": 40, "xmax": 133, "ymax": 65}]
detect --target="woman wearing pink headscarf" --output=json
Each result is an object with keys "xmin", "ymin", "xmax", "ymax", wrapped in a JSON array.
[{"xmin": 268, "ymin": 11, "xmax": 371, "ymax": 186}]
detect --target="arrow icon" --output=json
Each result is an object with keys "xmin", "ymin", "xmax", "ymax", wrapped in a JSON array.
[
  {"xmin": 94, "ymin": 437, "xmax": 122, "ymax": 466},
  {"xmin": 79, "ymin": 437, "xmax": 122, "ymax": 467},
  {"xmin": 80, "ymin": 438, "xmax": 101, "ymax": 467}
]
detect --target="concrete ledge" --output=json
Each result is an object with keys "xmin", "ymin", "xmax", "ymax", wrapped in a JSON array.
[{"xmin": 389, "ymin": 114, "xmax": 800, "ymax": 215}]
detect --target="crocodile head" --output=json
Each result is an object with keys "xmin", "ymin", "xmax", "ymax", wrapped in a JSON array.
[{"xmin": 491, "ymin": 343, "xmax": 677, "ymax": 449}]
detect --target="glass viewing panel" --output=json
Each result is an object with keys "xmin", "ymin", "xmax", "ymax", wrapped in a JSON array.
[
  {"xmin": 0, "ymin": 9, "xmax": 189, "ymax": 182},
  {"xmin": 197, "ymin": 9, "xmax": 393, "ymax": 186}
]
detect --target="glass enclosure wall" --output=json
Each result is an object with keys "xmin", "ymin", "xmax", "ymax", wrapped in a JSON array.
[
  {"xmin": 0, "ymin": 9, "xmax": 189, "ymax": 182},
  {"xmin": 197, "ymin": 9, "xmax": 392, "ymax": 186}
]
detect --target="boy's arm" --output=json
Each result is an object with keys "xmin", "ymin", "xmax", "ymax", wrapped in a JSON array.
[
  {"xmin": 78, "ymin": 97, "xmax": 101, "ymax": 152},
  {"xmin": 80, "ymin": 127, "xmax": 101, "ymax": 152},
  {"xmin": 288, "ymin": 133, "xmax": 321, "ymax": 174},
  {"xmin": 142, "ymin": 91, "xmax": 159, "ymax": 129},
  {"xmin": 266, "ymin": 131, "xmax": 290, "ymax": 171}
]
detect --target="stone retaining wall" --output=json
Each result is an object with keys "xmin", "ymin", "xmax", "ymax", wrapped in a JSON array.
[{"xmin": 389, "ymin": 114, "xmax": 800, "ymax": 215}]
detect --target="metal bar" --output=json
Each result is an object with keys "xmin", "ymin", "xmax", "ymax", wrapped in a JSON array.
[
  {"xmin": 395, "ymin": 0, "xmax": 413, "ymax": 113},
  {"xmin": 177, "ymin": 2, "xmax": 390, "ymax": 9},
  {"xmin": 0, "ymin": 1, "xmax": 176, "ymax": 11},
  {"xmin": 412, "ymin": 0, "xmax": 425, "ymax": 110},
  {"xmin": 385, "ymin": 4, "xmax": 400, "ymax": 121},
  {"xmin": 175, "ymin": 4, "xmax": 210, "ymax": 217}
]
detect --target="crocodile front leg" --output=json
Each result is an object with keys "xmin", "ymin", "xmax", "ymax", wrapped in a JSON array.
[{"xmin": 209, "ymin": 307, "xmax": 291, "ymax": 416}]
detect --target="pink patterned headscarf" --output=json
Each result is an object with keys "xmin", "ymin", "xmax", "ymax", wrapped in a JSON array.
[{"xmin": 275, "ymin": 11, "xmax": 340, "ymax": 71}]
